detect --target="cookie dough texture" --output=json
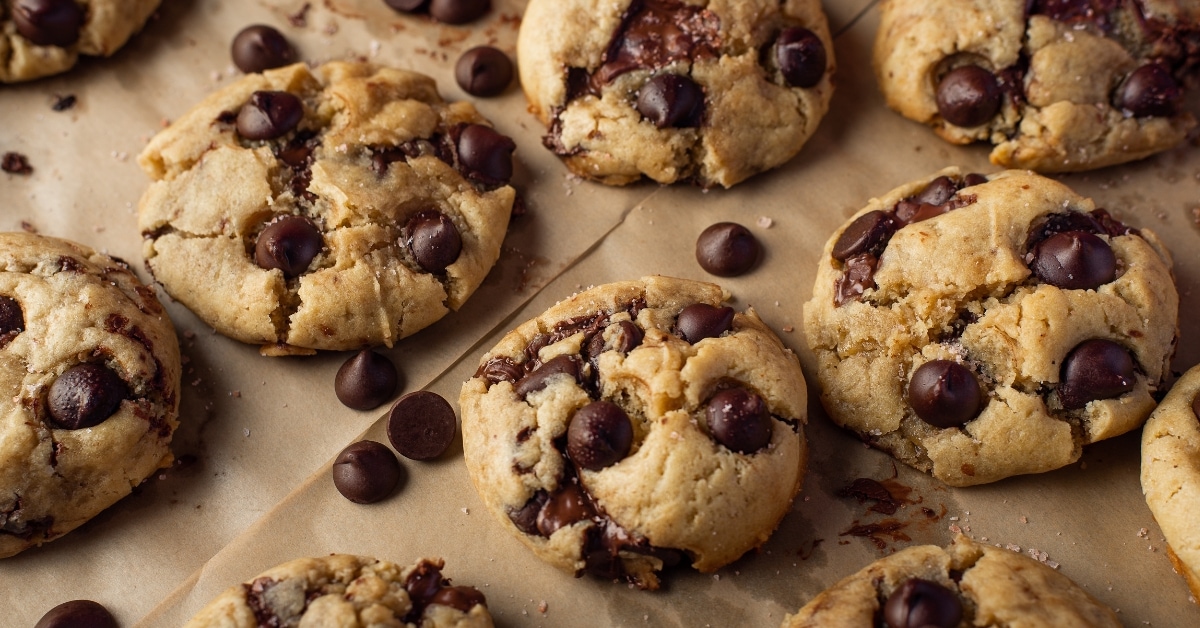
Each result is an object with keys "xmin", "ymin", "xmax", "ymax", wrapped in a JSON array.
[
  {"xmin": 803, "ymin": 169, "xmax": 1178, "ymax": 486},
  {"xmin": 518, "ymin": 0, "xmax": 835, "ymax": 187},
  {"xmin": 138, "ymin": 62, "xmax": 514, "ymax": 353},
  {"xmin": 1141, "ymin": 364, "xmax": 1200, "ymax": 600},
  {"xmin": 782, "ymin": 535, "xmax": 1120, "ymax": 627},
  {"xmin": 875, "ymin": 0, "xmax": 1197, "ymax": 171},
  {"xmin": 0, "ymin": 233, "xmax": 181, "ymax": 558},
  {"xmin": 0, "ymin": 0, "xmax": 161, "ymax": 82},
  {"xmin": 461, "ymin": 276, "xmax": 807, "ymax": 589},
  {"xmin": 184, "ymin": 555, "xmax": 493, "ymax": 628}
]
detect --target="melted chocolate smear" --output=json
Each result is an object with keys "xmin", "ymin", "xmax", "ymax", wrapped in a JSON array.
[
  {"xmin": 838, "ymin": 478, "xmax": 902, "ymax": 515},
  {"xmin": 515, "ymin": 354, "xmax": 582, "ymax": 399},
  {"xmin": 509, "ymin": 491, "xmax": 549, "ymax": 535},
  {"xmin": 838, "ymin": 519, "xmax": 912, "ymax": 550},
  {"xmin": 475, "ymin": 356, "xmax": 523, "ymax": 385},
  {"xmin": 590, "ymin": 0, "xmax": 720, "ymax": 88}
]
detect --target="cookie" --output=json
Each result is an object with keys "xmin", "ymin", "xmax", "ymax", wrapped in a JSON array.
[
  {"xmin": 1, "ymin": 0, "xmax": 161, "ymax": 83},
  {"xmin": 460, "ymin": 276, "xmax": 807, "ymax": 589},
  {"xmin": 183, "ymin": 555, "xmax": 493, "ymax": 628},
  {"xmin": 518, "ymin": 0, "xmax": 835, "ymax": 188},
  {"xmin": 781, "ymin": 534, "xmax": 1120, "ymax": 627},
  {"xmin": 803, "ymin": 169, "xmax": 1177, "ymax": 486},
  {"xmin": 0, "ymin": 232, "xmax": 181, "ymax": 558},
  {"xmin": 1141, "ymin": 363, "xmax": 1200, "ymax": 600},
  {"xmin": 137, "ymin": 61, "xmax": 516, "ymax": 355},
  {"xmin": 875, "ymin": 0, "xmax": 1198, "ymax": 172}
]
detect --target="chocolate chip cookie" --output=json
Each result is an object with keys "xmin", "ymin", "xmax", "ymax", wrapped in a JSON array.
[
  {"xmin": 803, "ymin": 169, "xmax": 1178, "ymax": 486},
  {"xmin": 782, "ymin": 535, "xmax": 1120, "ymax": 627},
  {"xmin": 460, "ymin": 276, "xmax": 808, "ymax": 589},
  {"xmin": 183, "ymin": 555, "xmax": 493, "ymax": 627},
  {"xmin": 0, "ymin": 232, "xmax": 181, "ymax": 558},
  {"xmin": 875, "ymin": 0, "xmax": 1199, "ymax": 172},
  {"xmin": 518, "ymin": 0, "xmax": 835, "ymax": 188},
  {"xmin": 1, "ymin": 0, "xmax": 161, "ymax": 83},
  {"xmin": 138, "ymin": 62, "xmax": 516, "ymax": 354}
]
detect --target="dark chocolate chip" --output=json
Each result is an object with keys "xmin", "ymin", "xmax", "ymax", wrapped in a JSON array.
[
  {"xmin": 404, "ymin": 560, "xmax": 444, "ymax": 606},
  {"xmin": 236, "ymin": 90, "xmax": 304, "ymax": 140},
  {"xmin": 911, "ymin": 176, "xmax": 957, "ymax": 206},
  {"xmin": 476, "ymin": 356, "xmax": 523, "ymax": 385},
  {"xmin": 34, "ymin": 600, "xmax": 117, "ymax": 628},
  {"xmin": 908, "ymin": 360, "xmax": 983, "ymax": 428},
  {"xmin": 893, "ymin": 200, "xmax": 950, "ymax": 225},
  {"xmin": 1, "ymin": 152, "xmax": 34, "ymax": 175},
  {"xmin": 676, "ymin": 303, "xmax": 734, "ymax": 343},
  {"xmin": 405, "ymin": 210, "xmax": 462, "ymax": 274},
  {"xmin": 231, "ymin": 24, "xmax": 297, "ymax": 73},
  {"xmin": 331, "ymin": 440, "xmax": 402, "ymax": 504},
  {"xmin": 0, "ymin": 296, "xmax": 25, "ymax": 337},
  {"xmin": 567, "ymin": 401, "xmax": 634, "ymax": 470},
  {"xmin": 1117, "ymin": 63, "xmax": 1182, "ymax": 118},
  {"xmin": 430, "ymin": 586, "xmax": 487, "ymax": 612},
  {"xmin": 335, "ymin": 349, "xmax": 399, "ymax": 411},
  {"xmin": 429, "ymin": 0, "xmax": 490, "ymax": 24},
  {"xmin": 831, "ymin": 211, "xmax": 895, "ymax": 262},
  {"xmin": 963, "ymin": 172, "xmax": 988, "ymax": 187},
  {"xmin": 695, "ymin": 222, "xmax": 760, "ymax": 277},
  {"xmin": 636, "ymin": 74, "xmax": 705, "ymax": 129},
  {"xmin": 1058, "ymin": 339, "xmax": 1135, "ymax": 410},
  {"xmin": 384, "ymin": 0, "xmax": 429, "ymax": 12},
  {"xmin": 835, "ymin": 253, "xmax": 878, "ymax": 306},
  {"xmin": 611, "ymin": 320, "xmax": 643, "ymax": 354},
  {"xmin": 13, "ymin": 0, "xmax": 85, "ymax": 48},
  {"xmin": 591, "ymin": 0, "xmax": 720, "ymax": 86},
  {"xmin": 455, "ymin": 46, "xmax": 513, "ymax": 97},
  {"xmin": 775, "ymin": 26, "xmax": 826, "ymax": 88},
  {"xmin": 936, "ymin": 65, "xmax": 1002, "ymax": 128},
  {"xmin": 509, "ymin": 491, "xmax": 549, "ymax": 535},
  {"xmin": 536, "ymin": 483, "xmax": 595, "ymax": 536},
  {"xmin": 47, "ymin": 363, "xmax": 127, "ymax": 430},
  {"xmin": 457, "ymin": 124, "xmax": 516, "ymax": 185},
  {"xmin": 51, "ymin": 94, "xmax": 76, "ymax": 111},
  {"xmin": 514, "ymin": 354, "xmax": 581, "ymax": 399},
  {"xmin": 255, "ymin": 215, "xmax": 323, "ymax": 278},
  {"xmin": 387, "ymin": 390, "xmax": 457, "ymax": 460},
  {"xmin": 883, "ymin": 578, "xmax": 963, "ymax": 628},
  {"xmin": 1030, "ymin": 231, "xmax": 1116, "ymax": 290},
  {"xmin": 706, "ymin": 387, "xmax": 772, "ymax": 454}
]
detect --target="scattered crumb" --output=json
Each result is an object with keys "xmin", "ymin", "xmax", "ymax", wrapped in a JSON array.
[
  {"xmin": 757, "ymin": 216, "xmax": 773, "ymax": 228},
  {"xmin": 538, "ymin": 601, "xmax": 548, "ymax": 613},
  {"xmin": 51, "ymin": 94, "xmax": 76, "ymax": 111},
  {"xmin": 244, "ymin": 428, "xmax": 251, "ymax": 437},
  {"xmin": 1019, "ymin": 516, "xmax": 1028, "ymax": 524},
  {"xmin": 1137, "ymin": 527, "xmax": 1149, "ymax": 538},
  {"xmin": 111, "ymin": 151, "xmax": 128, "ymax": 162},
  {"xmin": 2, "ymin": 152, "xmax": 33, "ymax": 175},
  {"xmin": 782, "ymin": 325, "xmax": 794, "ymax": 333},
  {"xmin": 462, "ymin": 507, "xmax": 469, "ymax": 514},
  {"xmin": 712, "ymin": 574, "xmax": 720, "ymax": 581}
]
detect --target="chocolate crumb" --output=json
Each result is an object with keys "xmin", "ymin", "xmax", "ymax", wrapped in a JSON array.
[
  {"xmin": 51, "ymin": 94, "xmax": 77, "ymax": 111},
  {"xmin": 20, "ymin": 221, "xmax": 37, "ymax": 233},
  {"xmin": 289, "ymin": 2, "xmax": 312, "ymax": 27},
  {"xmin": 1, "ymin": 152, "xmax": 33, "ymax": 175}
]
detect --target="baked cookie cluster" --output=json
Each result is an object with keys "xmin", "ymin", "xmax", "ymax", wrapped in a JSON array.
[{"xmin": 1, "ymin": 0, "xmax": 161, "ymax": 82}]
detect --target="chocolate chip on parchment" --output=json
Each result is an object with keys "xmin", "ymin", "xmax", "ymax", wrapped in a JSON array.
[
  {"xmin": 231, "ymin": 24, "xmax": 297, "ymax": 73},
  {"xmin": 34, "ymin": 600, "xmax": 117, "ymax": 628},
  {"xmin": 335, "ymin": 349, "xmax": 399, "ymax": 410},
  {"xmin": 455, "ymin": 46, "xmax": 513, "ymax": 97},
  {"xmin": 696, "ymin": 222, "xmax": 760, "ymax": 277},
  {"xmin": 384, "ymin": 0, "xmax": 429, "ymax": 12},
  {"xmin": 332, "ymin": 440, "xmax": 403, "ymax": 504},
  {"xmin": 387, "ymin": 390, "xmax": 457, "ymax": 460},
  {"xmin": 429, "ymin": 0, "xmax": 491, "ymax": 24}
]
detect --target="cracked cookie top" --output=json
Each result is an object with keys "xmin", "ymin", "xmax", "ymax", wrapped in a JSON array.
[
  {"xmin": 0, "ymin": 232, "xmax": 181, "ymax": 558},
  {"xmin": 137, "ymin": 61, "xmax": 516, "ymax": 355},
  {"xmin": 803, "ymin": 169, "xmax": 1178, "ymax": 486},
  {"xmin": 874, "ymin": 0, "xmax": 1200, "ymax": 172},
  {"xmin": 460, "ymin": 276, "xmax": 807, "ymax": 589},
  {"xmin": 517, "ymin": 0, "xmax": 835, "ymax": 188}
]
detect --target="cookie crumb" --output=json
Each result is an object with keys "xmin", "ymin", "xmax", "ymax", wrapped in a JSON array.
[
  {"xmin": 462, "ymin": 507, "xmax": 469, "ymax": 514},
  {"xmin": 538, "ymin": 601, "xmax": 548, "ymax": 613},
  {"xmin": 20, "ymin": 221, "xmax": 37, "ymax": 233},
  {"xmin": 1019, "ymin": 515, "xmax": 1028, "ymax": 524},
  {"xmin": 230, "ymin": 390, "xmax": 241, "ymax": 398},
  {"xmin": 51, "ymin": 94, "xmax": 77, "ymax": 111},
  {"xmin": 757, "ymin": 216, "xmax": 773, "ymax": 228},
  {"xmin": 782, "ymin": 325, "xmax": 794, "ymax": 333},
  {"xmin": 1, "ymin": 152, "xmax": 33, "ymax": 175},
  {"xmin": 1137, "ymin": 527, "xmax": 1149, "ymax": 538},
  {"xmin": 244, "ymin": 428, "xmax": 251, "ymax": 437}
]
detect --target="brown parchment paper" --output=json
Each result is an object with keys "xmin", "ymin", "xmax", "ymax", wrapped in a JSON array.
[{"xmin": 3, "ymin": 0, "xmax": 1199, "ymax": 626}]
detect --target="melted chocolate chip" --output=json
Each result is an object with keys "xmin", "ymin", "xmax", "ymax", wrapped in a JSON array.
[
  {"xmin": 430, "ymin": 586, "xmax": 487, "ymax": 612},
  {"xmin": 908, "ymin": 360, "xmax": 983, "ymax": 428},
  {"xmin": 237, "ymin": 91, "xmax": 304, "ymax": 140},
  {"xmin": 13, "ymin": 0, "xmax": 85, "ymax": 48},
  {"xmin": 455, "ymin": 46, "xmax": 513, "ymax": 97},
  {"xmin": 1058, "ymin": 339, "xmax": 1136, "ymax": 410},
  {"xmin": 231, "ymin": 24, "xmax": 297, "ymax": 73},
  {"xmin": 387, "ymin": 391, "xmax": 457, "ymax": 460},
  {"xmin": 405, "ymin": 210, "xmax": 462, "ymax": 274},
  {"xmin": 457, "ymin": 124, "xmax": 516, "ymax": 186},
  {"xmin": 536, "ymin": 483, "xmax": 595, "ymax": 536},
  {"xmin": 255, "ymin": 215, "xmax": 323, "ymax": 278},
  {"xmin": 47, "ymin": 363, "xmax": 128, "ymax": 430},
  {"xmin": 834, "ymin": 253, "xmax": 878, "ymax": 306},
  {"xmin": 0, "ymin": 296, "xmax": 25, "ymax": 339},
  {"xmin": 911, "ymin": 176, "xmax": 956, "ymax": 206},
  {"xmin": 775, "ymin": 26, "xmax": 826, "ymax": 88},
  {"xmin": 568, "ymin": 401, "xmax": 634, "ymax": 470},
  {"xmin": 515, "ymin": 354, "xmax": 581, "ymax": 399},
  {"xmin": 963, "ymin": 172, "xmax": 988, "ymax": 187},
  {"xmin": 404, "ymin": 560, "xmax": 445, "ymax": 606},
  {"xmin": 429, "ymin": 0, "xmax": 490, "ymax": 24},
  {"xmin": 331, "ymin": 440, "xmax": 402, "ymax": 504},
  {"xmin": 676, "ymin": 303, "xmax": 734, "ymax": 343},
  {"xmin": 34, "ymin": 600, "xmax": 117, "ymax": 628},
  {"xmin": 1028, "ymin": 0, "xmax": 1120, "ymax": 31},
  {"xmin": 1117, "ymin": 63, "xmax": 1182, "ymax": 118},
  {"xmin": 592, "ymin": 0, "xmax": 720, "ymax": 86},
  {"xmin": 610, "ymin": 320, "xmax": 644, "ymax": 353},
  {"xmin": 832, "ymin": 211, "xmax": 896, "ymax": 261},
  {"xmin": 1030, "ymin": 231, "xmax": 1116, "ymax": 290},
  {"xmin": 509, "ymin": 491, "xmax": 549, "ymax": 535},
  {"xmin": 695, "ymin": 222, "xmax": 760, "ymax": 276},
  {"xmin": 385, "ymin": 0, "xmax": 429, "ymax": 12},
  {"xmin": 883, "ymin": 578, "xmax": 963, "ymax": 628},
  {"xmin": 936, "ymin": 65, "xmax": 1002, "ymax": 127},
  {"xmin": 706, "ymin": 387, "xmax": 772, "ymax": 454},
  {"xmin": 335, "ymin": 349, "xmax": 399, "ymax": 410},
  {"xmin": 476, "ymin": 356, "xmax": 523, "ymax": 385},
  {"xmin": 637, "ymin": 74, "xmax": 705, "ymax": 128}
]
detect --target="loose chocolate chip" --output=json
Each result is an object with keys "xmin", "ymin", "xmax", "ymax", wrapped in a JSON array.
[
  {"xmin": 0, "ymin": 296, "xmax": 24, "ymax": 337},
  {"xmin": 1117, "ymin": 63, "xmax": 1182, "ymax": 118},
  {"xmin": 34, "ymin": 600, "xmax": 117, "ymax": 628},
  {"xmin": 429, "ymin": 0, "xmax": 490, "ymax": 24},
  {"xmin": 335, "ymin": 349, "xmax": 399, "ymax": 410},
  {"xmin": 775, "ymin": 26, "xmax": 826, "ymax": 88},
  {"xmin": 236, "ymin": 91, "xmax": 304, "ymax": 140},
  {"xmin": 255, "ymin": 215, "xmax": 323, "ymax": 278},
  {"xmin": 387, "ymin": 390, "xmax": 457, "ymax": 460},
  {"xmin": 331, "ymin": 440, "xmax": 402, "ymax": 504},
  {"xmin": 476, "ymin": 356, "xmax": 523, "ymax": 385},
  {"xmin": 13, "ymin": 0, "xmax": 85, "ymax": 48},
  {"xmin": 405, "ymin": 211, "xmax": 462, "ymax": 274},
  {"xmin": 455, "ymin": 46, "xmax": 513, "ymax": 97},
  {"xmin": 514, "ymin": 354, "xmax": 581, "ymax": 399},
  {"xmin": 883, "ymin": 578, "xmax": 963, "ymax": 628},
  {"xmin": 536, "ymin": 483, "xmax": 595, "ymax": 536},
  {"xmin": 1058, "ymin": 339, "xmax": 1136, "ymax": 410},
  {"xmin": 832, "ymin": 211, "xmax": 895, "ymax": 261},
  {"xmin": 568, "ymin": 401, "xmax": 634, "ymax": 470},
  {"xmin": 47, "ymin": 363, "xmax": 127, "ymax": 430},
  {"xmin": 936, "ymin": 65, "xmax": 1002, "ymax": 128},
  {"xmin": 457, "ymin": 124, "xmax": 516, "ymax": 185},
  {"xmin": 611, "ymin": 321, "xmax": 643, "ymax": 354},
  {"xmin": 908, "ymin": 360, "xmax": 983, "ymax": 428},
  {"xmin": 695, "ymin": 222, "xmax": 760, "ymax": 277},
  {"xmin": 676, "ymin": 303, "xmax": 734, "ymax": 343},
  {"xmin": 430, "ymin": 586, "xmax": 487, "ymax": 612},
  {"xmin": 384, "ymin": 0, "xmax": 429, "ymax": 12},
  {"xmin": 706, "ymin": 388, "xmax": 772, "ymax": 454},
  {"xmin": 509, "ymin": 491, "xmax": 549, "ymax": 535},
  {"xmin": 1030, "ymin": 231, "xmax": 1116, "ymax": 290},
  {"xmin": 637, "ymin": 74, "xmax": 705, "ymax": 129},
  {"xmin": 231, "ymin": 24, "xmax": 297, "ymax": 73}
]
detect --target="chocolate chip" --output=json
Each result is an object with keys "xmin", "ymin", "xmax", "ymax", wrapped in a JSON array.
[
  {"xmin": 908, "ymin": 360, "xmax": 983, "ymax": 428},
  {"xmin": 835, "ymin": 252, "xmax": 877, "ymax": 305},
  {"xmin": 429, "ymin": 0, "xmax": 490, "ymax": 24},
  {"xmin": 387, "ymin": 390, "xmax": 457, "ymax": 460},
  {"xmin": 911, "ymin": 176, "xmax": 956, "ymax": 206},
  {"xmin": 509, "ymin": 491, "xmax": 549, "ymax": 535},
  {"xmin": 591, "ymin": 0, "xmax": 720, "ymax": 86},
  {"xmin": 335, "ymin": 349, "xmax": 399, "ymax": 410},
  {"xmin": 331, "ymin": 440, "xmax": 402, "ymax": 504},
  {"xmin": 936, "ymin": 65, "xmax": 1002, "ymax": 128},
  {"xmin": 536, "ymin": 483, "xmax": 595, "ymax": 536},
  {"xmin": 963, "ymin": 172, "xmax": 988, "ymax": 187},
  {"xmin": 47, "ymin": 363, "xmax": 127, "ymax": 430},
  {"xmin": 705, "ymin": 387, "xmax": 772, "ymax": 454},
  {"xmin": 610, "ymin": 321, "xmax": 643, "ymax": 354},
  {"xmin": 231, "ymin": 24, "xmax": 297, "ymax": 74},
  {"xmin": 34, "ymin": 600, "xmax": 117, "ymax": 628},
  {"xmin": 51, "ymin": 94, "xmax": 76, "ymax": 111},
  {"xmin": 1117, "ymin": 63, "xmax": 1182, "ymax": 118},
  {"xmin": 831, "ymin": 211, "xmax": 895, "ymax": 261},
  {"xmin": 476, "ymin": 356, "xmax": 523, "ymax": 385},
  {"xmin": 1030, "ymin": 231, "xmax": 1116, "ymax": 290},
  {"xmin": 695, "ymin": 222, "xmax": 760, "ymax": 277},
  {"xmin": 430, "ymin": 586, "xmax": 487, "ymax": 612},
  {"xmin": 883, "ymin": 578, "xmax": 963, "ymax": 628},
  {"xmin": 568, "ymin": 401, "xmax": 634, "ymax": 470},
  {"xmin": 384, "ymin": 0, "xmax": 429, "ymax": 12},
  {"xmin": 405, "ymin": 211, "xmax": 462, "ymax": 274},
  {"xmin": 236, "ymin": 91, "xmax": 304, "ymax": 140},
  {"xmin": 1058, "ymin": 339, "xmax": 1135, "ymax": 410},
  {"xmin": 775, "ymin": 26, "xmax": 826, "ymax": 88},
  {"xmin": 455, "ymin": 46, "xmax": 513, "ymax": 97},
  {"xmin": 12, "ymin": 0, "xmax": 85, "ymax": 48},
  {"xmin": 676, "ymin": 303, "xmax": 734, "ymax": 343},
  {"xmin": 255, "ymin": 215, "xmax": 322, "ymax": 278},
  {"xmin": 514, "ymin": 355, "xmax": 581, "ymax": 399},
  {"xmin": 637, "ymin": 74, "xmax": 705, "ymax": 129},
  {"xmin": 1, "ymin": 152, "xmax": 34, "ymax": 175},
  {"xmin": 457, "ymin": 124, "xmax": 516, "ymax": 186},
  {"xmin": 0, "ymin": 296, "xmax": 24, "ymax": 337},
  {"xmin": 404, "ymin": 560, "xmax": 444, "ymax": 605}
]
